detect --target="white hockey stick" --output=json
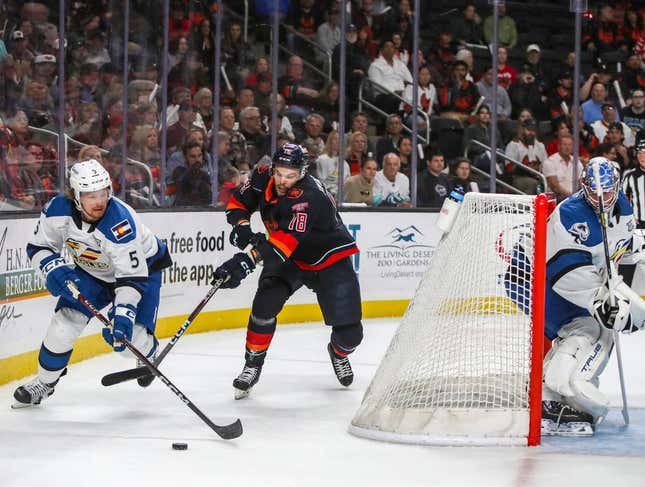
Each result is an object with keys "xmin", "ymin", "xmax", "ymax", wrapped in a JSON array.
[{"xmin": 593, "ymin": 164, "xmax": 630, "ymax": 425}]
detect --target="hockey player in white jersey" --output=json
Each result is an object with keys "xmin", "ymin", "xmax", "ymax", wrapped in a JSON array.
[
  {"xmin": 13, "ymin": 159, "xmax": 171, "ymax": 408},
  {"xmin": 542, "ymin": 157, "xmax": 645, "ymax": 435}
]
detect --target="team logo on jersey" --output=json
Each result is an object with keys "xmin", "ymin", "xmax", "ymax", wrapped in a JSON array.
[
  {"xmin": 627, "ymin": 220, "xmax": 634, "ymax": 232},
  {"xmin": 79, "ymin": 247, "xmax": 101, "ymax": 261},
  {"xmin": 256, "ymin": 164, "xmax": 270, "ymax": 174},
  {"xmin": 65, "ymin": 238, "xmax": 82, "ymax": 250},
  {"xmin": 568, "ymin": 222, "xmax": 590, "ymax": 243},
  {"xmin": 111, "ymin": 219, "xmax": 133, "ymax": 240},
  {"xmin": 71, "ymin": 253, "xmax": 108, "ymax": 269},
  {"xmin": 291, "ymin": 202, "xmax": 309, "ymax": 212},
  {"xmin": 239, "ymin": 179, "xmax": 251, "ymax": 194},
  {"xmin": 434, "ymin": 184, "xmax": 447, "ymax": 197},
  {"xmin": 287, "ymin": 188, "xmax": 303, "ymax": 199}
]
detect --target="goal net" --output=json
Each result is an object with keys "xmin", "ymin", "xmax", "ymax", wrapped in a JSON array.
[{"xmin": 349, "ymin": 193, "xmax": 548, "ymax": 446}]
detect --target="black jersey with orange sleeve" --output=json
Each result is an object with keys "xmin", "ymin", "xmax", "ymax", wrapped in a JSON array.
[{"xmin": 226, "ymin": 164, "xmax": 358, "ymax": 271}]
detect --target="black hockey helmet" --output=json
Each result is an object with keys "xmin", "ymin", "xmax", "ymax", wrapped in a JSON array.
[{"xmin": 272, "ymin": 143, "xmax": 308, "ymax": 179}]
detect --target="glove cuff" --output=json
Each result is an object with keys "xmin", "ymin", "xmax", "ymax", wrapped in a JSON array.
[
  {"xmin": 115, "ymin": 303, "xmax": 137, "ymax": 322},
  {"xmin": 41, "ymin": 255, "xmax": 66, "ymax": 276}
]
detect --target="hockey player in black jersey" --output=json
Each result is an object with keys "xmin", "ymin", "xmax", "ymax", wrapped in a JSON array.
[{"xmin": 214, "ymin": 143, "xmax": 364, "ymax": 399}]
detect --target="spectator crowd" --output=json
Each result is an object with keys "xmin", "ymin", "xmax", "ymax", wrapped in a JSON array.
[{"xmin": 0, "ymin": 0, "xmax": 643, "ymax": 211}]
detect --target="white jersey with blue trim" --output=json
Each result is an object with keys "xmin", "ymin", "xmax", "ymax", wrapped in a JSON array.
[
  {"xmin": 545, "ymin": 190, "xmax": 636, "ymax": 337},
  {"xmin": 27, "ymin": 195, "xmax": 161, "ymax": 289}
]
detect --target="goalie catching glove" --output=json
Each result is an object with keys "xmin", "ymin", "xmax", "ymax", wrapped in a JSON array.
[
  {"xmin": 213, "ymin": 252, "xmax": 256, "ymax": 289},
  {"xmin": 593, "ymin": 281, "xmax": 645, "ymax": 333}
]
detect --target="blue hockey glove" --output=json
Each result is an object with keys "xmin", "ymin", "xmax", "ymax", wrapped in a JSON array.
[
  {"xmin": 212, "ymin": 252, "xmax": 256, "ymax": 289},
  {"xmin": 102, "ymin": 303, "xmax": 137, "ymax": 352},
  {"xmin": 229, "ymin": 221, "xmax": 266, "ymax": 250},
  {"xmin": 40, "ymin": 254, "xmax": 80, "ymax": 300}
]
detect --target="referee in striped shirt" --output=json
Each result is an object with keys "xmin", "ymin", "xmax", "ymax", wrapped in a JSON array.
[
  {"xmin": 620, "ymin": 139, "xmax": 645, "ymax": 286},
  {"xmin": 622, "ymin": 139, "xmax": 645, "ymax": 228}
]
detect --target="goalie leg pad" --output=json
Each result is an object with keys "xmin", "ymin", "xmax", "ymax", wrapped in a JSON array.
[
  {"xmin": 543, "ymin": 316, "xmax": 611, "ymax": 422},
  {"xmin": 38, "ymin": 307, "xmax": 87, "ymax": 384}
]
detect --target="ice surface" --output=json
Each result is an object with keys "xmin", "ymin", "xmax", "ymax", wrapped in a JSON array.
[{"xmin": 2, "ymin": 318, "xmax": 644, "ymax": 487}]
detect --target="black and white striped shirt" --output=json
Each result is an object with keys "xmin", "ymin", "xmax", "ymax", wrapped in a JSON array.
[{"xmin": 622, "ymin": 167, "xmax": 645, "ymax": 228}]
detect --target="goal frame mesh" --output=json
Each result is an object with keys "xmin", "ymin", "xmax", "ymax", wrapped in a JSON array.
[{"xmin": 349, "ymin": 193, "xmax": 548, "ymax": 446}]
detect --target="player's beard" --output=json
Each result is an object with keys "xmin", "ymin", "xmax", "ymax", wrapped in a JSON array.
[{"xmin": 82, "ymin": 203, "xmax": 107, "ymax": 222}]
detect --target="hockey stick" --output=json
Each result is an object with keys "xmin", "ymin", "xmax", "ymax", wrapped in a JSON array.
[
  {"xmin": 64, "ymin": 280, "xmax": 243, "ymax": 440},
  {"xmin": 593, "ymin": 166, "xmax": 630, "ymax": 425},
  {"xmin": 102, "ymin": 277, "xmax": 226, "ymax": 387}
]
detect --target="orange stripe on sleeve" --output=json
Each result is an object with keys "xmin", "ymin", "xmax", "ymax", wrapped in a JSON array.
[
  {"xmin": 226, "ymin": 195, "xmax": 247, "ymax": 211},
  {"xmin": 268, "ymin": 231, "xmax": 300, "ymax": 257}
]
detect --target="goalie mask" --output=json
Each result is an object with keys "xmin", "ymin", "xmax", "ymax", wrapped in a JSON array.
[
  {"xmin": 272, "ymin": 143, "xmax": 308, "ymax": 179},
  {"xmin": 68, "ymin": 159, "xmax": 113, "ymax": 211},
  {"xmin": 580, "ymin": 157, "xmax": 620, "ymax": 213}
]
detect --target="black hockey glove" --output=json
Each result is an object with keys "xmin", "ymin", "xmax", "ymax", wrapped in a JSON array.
[
  {"xmin": 213, "ymin": 252, "xmax": 256, "ymax": 289},
  {"xmin": 229, "ymin": 221, "xmax": 266, "ymax": 250},
  {"xmin": 593, "ymin": 292, "xmax": 632, "ymax": 332}
]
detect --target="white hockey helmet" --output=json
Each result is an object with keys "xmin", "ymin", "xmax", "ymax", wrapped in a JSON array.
[
  {"xmin": 68, "ymin": 159, "xmax": 113, "ymax": 210},
  {"xmin": 580, "ymin": 156, "xmax": 620, "ymax": 212}
]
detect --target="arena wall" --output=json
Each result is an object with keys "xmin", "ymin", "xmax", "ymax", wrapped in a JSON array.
[{"xmin": 0, "ymin": 210, "xmax": 443, "ymax": 385}]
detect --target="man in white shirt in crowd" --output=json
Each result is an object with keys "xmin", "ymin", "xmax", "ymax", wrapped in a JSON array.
[
  {"xmin": 542, "ymin": 134, "xmax": 583, "ymax": 201},
  {"xmin": 368, "ymin": 40, "xmax": 413, "ymax": 114},
  {"xmin": 591, "ymin": 103, "xmax": 635, "ymax": 147},
  {"xmin": 505, "ymin": 118, "xmax": 547, "ymax": 194},
  {"xmin": 373, "ymin": 152, "xmax": 411, "ymax": 207}
]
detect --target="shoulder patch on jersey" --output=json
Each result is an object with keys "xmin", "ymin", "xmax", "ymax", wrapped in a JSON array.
[
  {"xmin": 291, "ymin": 202, "xmax": 309, "ymax": 212},
  {"xmin": 239, "ymin": 179, "xmax": 251, "ymax": 194},
  {"xmin": 256, "ymin": 164, "xmax": 270, "ymax": 174},
  {"xmin": 97, "ymin": 199, "xmax": 137, "ymax": 243},
  {"xmin": 110, "ymin": 219, "xmax": 133, "ymax": 241},
  {"xmin": 43, "ymin": 195, "xmax": 72, "ymax": 217},
  {"xmin": 287, "ymin": 188, "xmax": 304, "ymax": 199},
  {"xmin": 567, "ymin": 222, "xmax": 590, "ymax": 243}
]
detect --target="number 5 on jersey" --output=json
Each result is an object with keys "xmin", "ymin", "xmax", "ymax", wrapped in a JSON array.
[{"xmin": 129, "ymin": 250, "xmax": 140, "ymax": 268}]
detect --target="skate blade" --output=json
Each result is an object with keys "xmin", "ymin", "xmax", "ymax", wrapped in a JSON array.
[
  {"xmin": 541, "ymin": 418, "xmax": 594, "ymax": 437},
  {"xmin": 234, "ymin": 387, "xmax": 251, "ymax": 400},
  {"xmin": 11, "ymin": 401, "xmax": 34, "ymax": 409}
]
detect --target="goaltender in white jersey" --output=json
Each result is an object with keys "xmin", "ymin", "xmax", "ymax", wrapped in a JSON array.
[
  {"xmin": 541, "ymin": 157, "xmax": 645, "ymax": 436},
  {"xmin": 13, "ymin": 159, "xmax": 171, "ymax": 408}
]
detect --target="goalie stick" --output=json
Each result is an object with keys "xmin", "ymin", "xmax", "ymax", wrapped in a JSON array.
[
  {"xmin": 65, "ymin": 280, "xmax": 243, "ymax": 440},
  {"xmin": 102, "ymin": 277, "xmax": 226, "ymax": 386},
  {"xmin": 593, "ymin": 165, "xmax": 630, "ymax": 425}
]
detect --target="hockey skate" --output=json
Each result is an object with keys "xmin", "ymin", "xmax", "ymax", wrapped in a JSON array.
[
  {"xmin": 541, "ymin": 400, "xmax": 595, "ymax": 436},
  {"xmin": 12, "ymin": 377, "xmax": 57, "ymax": 409},
  {"xmin": 135, "ymin": 337, "xmax": 159, "ymax": 388},
  {"xmin": 233, "ymin": 363, "xmax": 263, "ymax": 400},
  {"xmin": 328, "ymin": 343, "xmax": 354, "ymax": 387}
]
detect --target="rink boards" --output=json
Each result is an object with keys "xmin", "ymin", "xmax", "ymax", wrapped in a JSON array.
[{"xmin": 0, "ymin": 209, "xmax": 445, "ymax": 384}]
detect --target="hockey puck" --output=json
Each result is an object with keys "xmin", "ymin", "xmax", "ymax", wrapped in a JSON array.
[{"xmin": 172, "ymin": 442, "xmax": 188, "ymax": 451}]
